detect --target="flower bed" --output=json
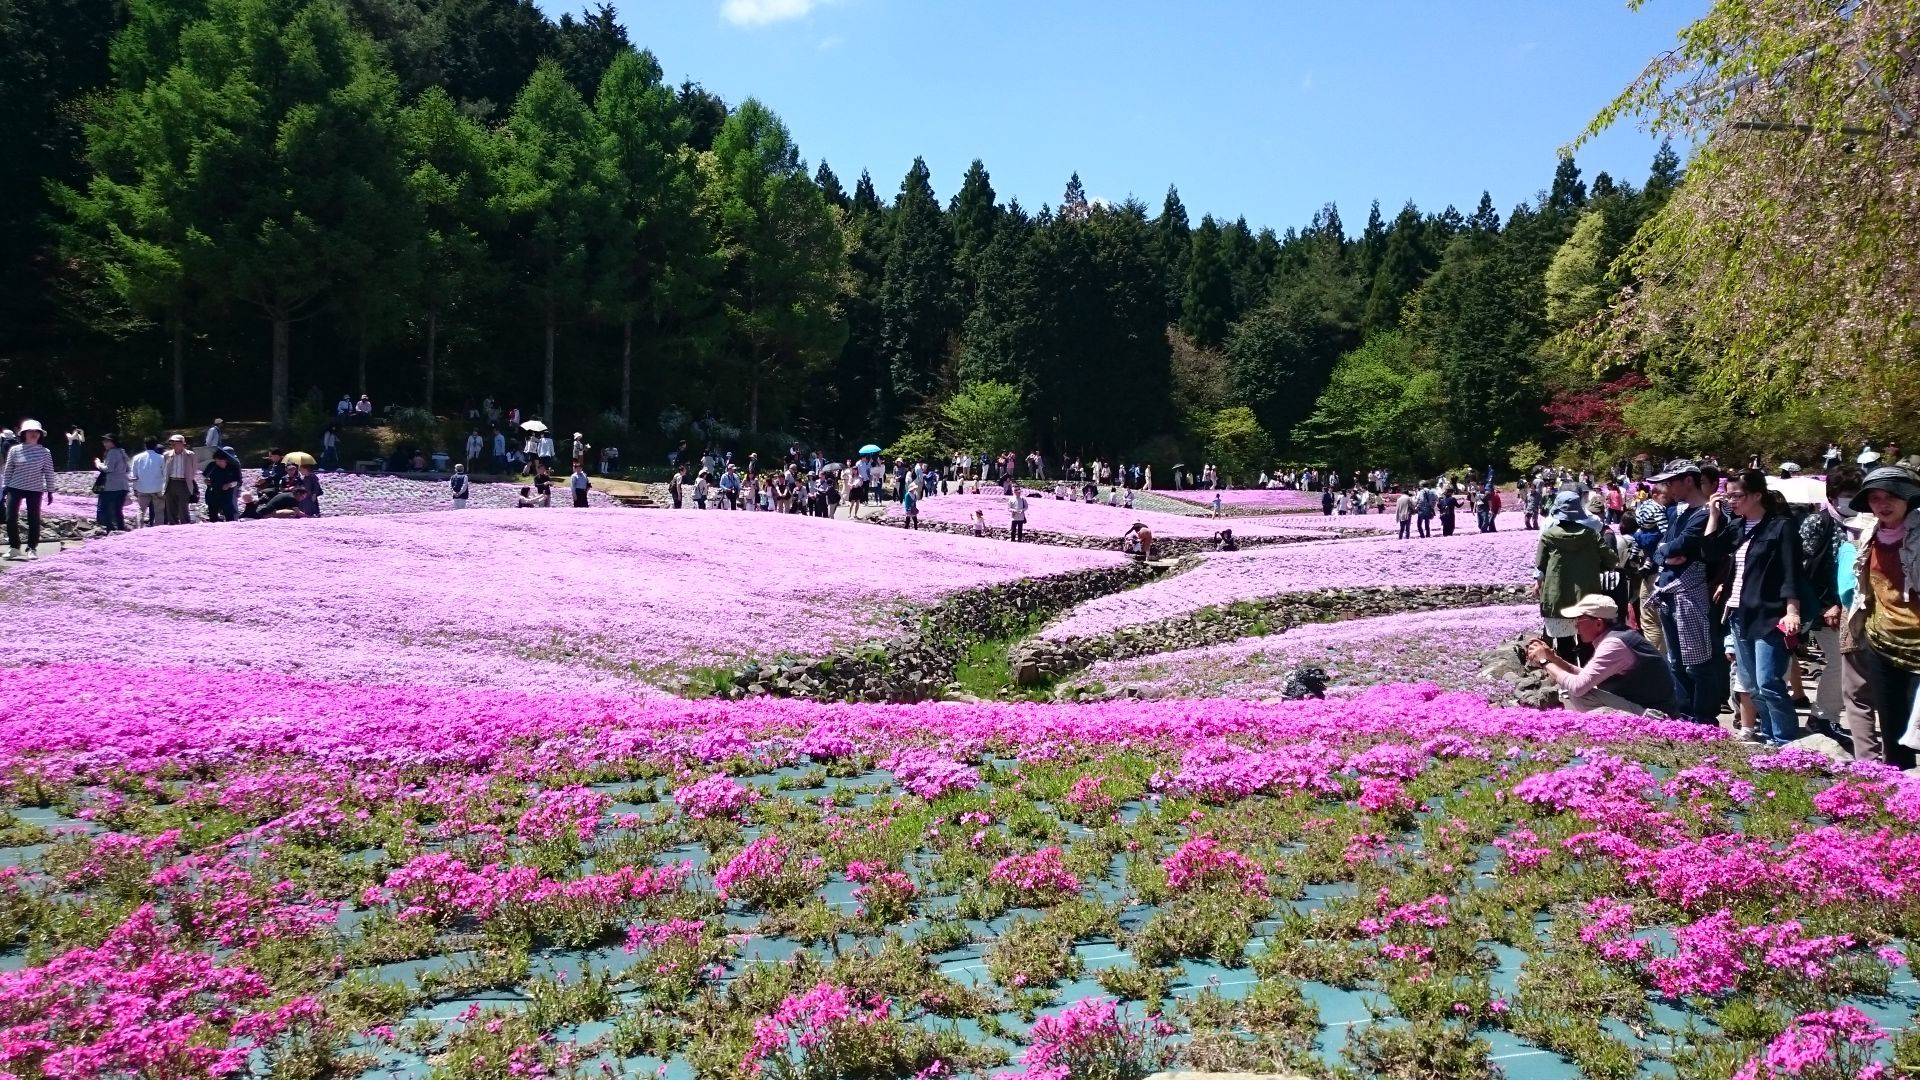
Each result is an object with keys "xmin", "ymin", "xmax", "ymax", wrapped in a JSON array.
[
  {"xmin": 1156, "ymin": 488, "xmax": 1327, "ymax": 511},
  {"xmin": 1070, "ymin": 604, "xmax": 1540, "ymax": 699},
  {"xmin": 885, "ymin": 493, "xmax": 1326, "ymax": 541},
  {"xmin": 0, "ymin": 509, "xmax": 1122, "ymax": 692},
  {"xmin": 53, "ymin": 468, "xmax": 618, "ymax": 516},
  {"xmin": 0, "ymin": 668, "xmax": 1914, "ymax": 1078},
  {"xmin": 1043, "ymin": 528, "xmax": 1541, "ymax": 641}
]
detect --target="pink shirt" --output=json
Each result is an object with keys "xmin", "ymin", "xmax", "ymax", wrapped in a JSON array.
[{"xmin": 1546, "ymin": 633, "xmax": 1636, "ymax": 698}]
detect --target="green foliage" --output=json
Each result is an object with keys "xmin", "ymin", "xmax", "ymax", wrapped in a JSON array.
[
  {"xmin": 1204, "ymin": 406, "xmax": 1274, "ymax": 486},
  {"xmin": 1544, "ymin": 209, "xmax": 1611, "ymax": 332},
  {"xmin": 1295, "ymin": 332, "xmax": 1449, "ymax": 475},
  {"xmin": 880, "ymin": 157, "xmax": 957, "ymax": 421},
  {"xmin": 940, "ymin": 380, "xmax": 1026, "ymax": 458},
  {"xmin": 1179, "ymin": 215, "xmax": 1233, "ymax": 349},
  {"xmin": 699, "ymin": 99, "xmax": 847, "ymax": 435},
  {"xmin": 884, "ymin": 427, "xmax": 944, "ymax": 466},
  {"xmin": 115, "ymin": 404, "xmax": 166, "ymax": 444}
]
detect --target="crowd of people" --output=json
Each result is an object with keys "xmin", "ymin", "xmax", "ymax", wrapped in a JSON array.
[{"xmin": 1516, "ymin": 454, "xmax": 1920, "ymax": 771}]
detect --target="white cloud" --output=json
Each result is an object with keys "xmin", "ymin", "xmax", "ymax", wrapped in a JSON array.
[
  {"xmin": 721, "ymin": 0, "xmax": 819, "ymax": 26},
  {"xmin": 817, "ymin": 33, "xmax": 845, "ymax": 51}
]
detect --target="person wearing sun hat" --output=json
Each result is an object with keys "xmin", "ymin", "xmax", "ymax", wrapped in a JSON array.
[
  {"xmin": 1525, "ymin": 594, "xmax": 1675, "ymax": 715},
  {"xmin": 1, "ymin": 420, "xmax": 57, "ymax": 559},
  {"xmin": 1534, "ymin": 490, "xmax": 1618, "ymax": 662},
  {"xmin": 161, "ymin": 433, "xmax": 197, "ymax": 524},
  {"xmin": 1844, "ymin": 464, "xmax": 1920, "ymax": 767}
]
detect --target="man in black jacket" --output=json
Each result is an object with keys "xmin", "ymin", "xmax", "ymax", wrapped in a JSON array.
[{"xmin": 1650, "ymin": 460, "xmax": 1730, "ymax": 723}]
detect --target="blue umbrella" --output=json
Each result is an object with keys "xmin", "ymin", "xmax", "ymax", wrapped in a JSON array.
[{"xmin": 858, "ymin": 444, "xmax": 882, "ymax": 455}]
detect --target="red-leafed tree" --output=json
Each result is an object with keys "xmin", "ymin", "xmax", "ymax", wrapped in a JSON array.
[{"xmin": 1543, "ymin": 372, "xmax": 1648, "ymax": 445}]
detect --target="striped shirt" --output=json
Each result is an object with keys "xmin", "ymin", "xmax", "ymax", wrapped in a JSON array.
[{"xmin": 0, "ymin": 443, "xmax": 55, "ymax": 493}]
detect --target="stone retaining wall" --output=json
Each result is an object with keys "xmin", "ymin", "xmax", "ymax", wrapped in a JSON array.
[{"xmin": 722, "ymin": 557, "xmax": 1185, "ymax": 703}]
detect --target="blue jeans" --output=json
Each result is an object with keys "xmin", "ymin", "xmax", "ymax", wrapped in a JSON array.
[{"xmin": 1730, "ymin": 613, "xmax": 1798, "ymax": 744}]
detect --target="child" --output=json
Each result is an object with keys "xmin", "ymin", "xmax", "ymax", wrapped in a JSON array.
[
  {"xmin": 902, "ymin": 485, "xmax": 920, "ymax": 529},
  {"xmin": 570, "ymin": 465, "xmax": 590, "ymax": 507},
  {"xmin": 971, "ymin": 509, "xmax": 987, "ymax": 537},
  {"xmin": 1211, "ymin": 492, "xmax": 1223, "ymax": 517}
]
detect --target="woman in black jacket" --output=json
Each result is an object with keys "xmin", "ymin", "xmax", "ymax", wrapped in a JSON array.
[{"xmin": 1708, "ymin": 469, "xmax": 1806, "ymax": 745}]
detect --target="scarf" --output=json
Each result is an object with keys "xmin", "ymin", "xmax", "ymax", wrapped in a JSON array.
[{"xmin": 1877, "ymin": 523, "xmax": 1908, "ymax": 546}]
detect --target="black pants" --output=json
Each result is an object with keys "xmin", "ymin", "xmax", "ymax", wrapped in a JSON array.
[
  {"xmin": 4, "ymin": 489, "xmax": 43, "ymax": 550},
  {"xmin": 245, "ymin": 493, "xmax": 301, "ymax": 518},
  {"xmin": 1864, "ymin": 648, "xmax": 1919, "ymax": 769},
  {"xmin": 205, "ymin": 490, "xmax": 238, "ymax": 522},
  {"xmin": 573, "ymin": 489, "xmax": 589, "ymax": 508},
  {"xmin": 1011, "ymin": 520, "xmax": 1025, "ymax": 541},
  {"xmin": 1441, "ymin": 515, "xmax": 1456, "ymax": 536}
]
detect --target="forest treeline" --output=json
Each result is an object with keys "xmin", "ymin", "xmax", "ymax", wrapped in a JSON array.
[{"xmin": 1, "ymin": 0, "xmax": 1841, "ymax": 473}]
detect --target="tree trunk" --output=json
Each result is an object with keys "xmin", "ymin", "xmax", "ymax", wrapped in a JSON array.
[
  {"xmin": 749, "ymin": 371, "xmax": 760, "ymax": 434},
  {"xmin": 170, "ymin": 315, "xmax": 186, "ymax": 423},
  {"xmin": 620, "ymin": 315, "xmax": 633, "ymax": 432},
  {"xmin": 356, "ymin": 313, "xmax": 368, "ymax": 396},
  {"xmin": 270, "ymin": 315, "xmax": 291, "ymax": 430},
  {"xmin": 423, "ymin": 308, "xmax": 438, "ymax": 414},
  {"xmin": 543, "ymin": 298, "xmax": 556, "ymax": 423}
]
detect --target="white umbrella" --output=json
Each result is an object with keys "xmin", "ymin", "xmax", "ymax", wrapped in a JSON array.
[
  {"xmin": 1766, "ymin": 475, "xmax": 1825, "ymax": 505},
  {"xmin": 519, "ymin": 420, "xmax": 549, "ymax": 432}
]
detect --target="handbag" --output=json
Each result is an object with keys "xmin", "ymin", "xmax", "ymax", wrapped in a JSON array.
[{"xmin": 91, "ymin": 470, "xmax": 106, "ymax": 494}]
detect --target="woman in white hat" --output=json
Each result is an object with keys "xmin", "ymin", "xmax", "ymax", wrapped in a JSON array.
[{"xmin": 2, "ymin": 420, "xmax": 57, "ymax": 559}]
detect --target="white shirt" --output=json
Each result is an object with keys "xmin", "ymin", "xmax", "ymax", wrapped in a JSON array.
[
  {"xmin": 204, "ymin": 425, "xmax": 221, "ymax": 447},
  {"xmin": 466, "ymin": 434, "xmax": 483, "ymax": 458},
  {"xmin": 130, "ymin": 450, "xmax": 166, "ymax": 494},
  {"xmin": 537, "ymin": 436, "xmax": 555, "ymax": 458},
  {"xmin": 354, "ymin": 400, "xmax": 372, "ymax": 415}
]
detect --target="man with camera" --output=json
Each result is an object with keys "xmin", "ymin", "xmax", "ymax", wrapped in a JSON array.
[{"xmin": 1523, "ymin": 594, "xmax": 1676, "ymax": 716}]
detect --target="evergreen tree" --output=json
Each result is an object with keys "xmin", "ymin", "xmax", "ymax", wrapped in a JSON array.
[
  {"xmin": 1361, "ymin": 202, "xmax": 1431, "ymax": 335},
  {"xmin": 1643, "ymin": 140, "xmax": 1681, "ymax": 209},
  {"xmin": 1468, "ymin": 192, "xmax": 1501, "ymax": 235},
  {"xmin": 674, "ymin": 80, "xmax": 727, "ymax": 151},
  {"xmin": 1221, "ymin": 216, "xmax": 1261, "ymax": 323},
  {"xmin": 948, "ymin": 159, "xmax": 999, "ymax": 303},
  {"xmin": 426, "ymin": 0, "xmax": 556, "ymax": 119},
  {"xmin": 554, "ymin": 3, "xmax": 628, "ymax": 102},
  {"xmin": 1180, "ymin": 215, "xmax": 1232, "ymax": 349},
  {"xmin": 497, "ymin": 58, "xmax": 612, "ymax": 423},
  {"xmin": 71, "ymin": 0, "xmax": 411, "ymax": 430},
  {"xmin": 0, "ymin": 0, "xmax": 124, "ymax": 357},
  {"xmin": 957, "ymin": 202, "xmax": 1046, "ymax": 399},
  {"xmin": 1153, "ymin": 186, "xmax": 1191, "ymax": 321},
  {"xmin": 814, "ymin": 160, "xmax": 847, "ymax": 209},
  {"xmin": 1547, "ymin": 154, "xmax": 1587, "ymax": 215},
  {"xmin": 396, "ymin": 86, "xmax": 501, "ymax": 412},
  {"xmin": 1059, "ymin": 172, "xmax": 1090, "ymax": 221},
  {"xmin": 878, "ymin": 157, "xmax": 956, "ymax": 421},
  {"xmin": 699, "ymin": 98, "xmax": 845, "ymax": 433},
  {"xmin": 1357, "ymin": 200, "xmax": 1389, "ymax": 282},
  {"xmin": 851, "ymin": 169, "xmax": 881, "ymax": 215},
  {"xmin": 594, "ymin": 46, "xmax": 701, "ymax": 429}
]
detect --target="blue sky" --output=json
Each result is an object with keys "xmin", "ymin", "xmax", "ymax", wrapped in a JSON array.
[{"xmin": 551, "ymin": 0, "xmax": 1707, "ymax": 233}]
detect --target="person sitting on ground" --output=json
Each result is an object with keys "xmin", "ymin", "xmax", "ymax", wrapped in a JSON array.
[
  {"xmin": 1215, "ymin": 529, "xmax": 1238, "ymax": 552},
  {"xmin": 1523, "ymin": 595, "xmax": 1676, "ymax": 715},
  {"xmin": 516, "ymin": 485, "xmax": 540, "ymax": 509}
]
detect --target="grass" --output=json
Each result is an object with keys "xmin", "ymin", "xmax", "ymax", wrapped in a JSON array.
[{"xmin": 950, "ymin": 611, "xmax": 1051, "ymax": 700}]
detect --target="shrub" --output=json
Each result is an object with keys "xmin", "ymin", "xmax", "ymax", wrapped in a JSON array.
[{"xmin": 116, "ymin": 404, "xmax": 165, "ymax": 444}]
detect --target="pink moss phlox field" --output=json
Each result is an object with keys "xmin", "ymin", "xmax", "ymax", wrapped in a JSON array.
[
  {"xmin": 1161, "ymin": 835, "xmax": 1268, "ymax": 896},
  {"xmin": 887, "ymin": 492, "xmax": 1327, "ymax": 539},
  {"xmin": 1043, "ymin": 530, "xmax": 1538, "ymax": 640},
  {"xmin": 1156, "ymin": 488, "xmax": 1325, "ymax": 509},
  {"xmin": 0, "ymin": 510, "xmax": 1120, "ymax": 692},
  {"xmin": 1074, "ymin": 604, "xmax": 1538, "ymax": 699},
  {"xmin": 54, "ymin": 469, "xmax": 618, "ymax": 517}
]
